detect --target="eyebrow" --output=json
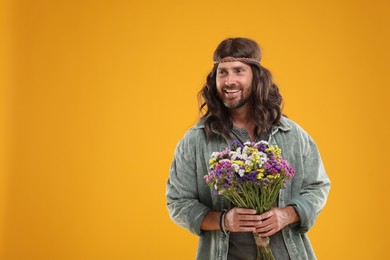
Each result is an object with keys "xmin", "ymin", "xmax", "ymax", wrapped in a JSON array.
[{"xmin": 217, "ymin": 65, "xmax": 247, "ymax": 71}]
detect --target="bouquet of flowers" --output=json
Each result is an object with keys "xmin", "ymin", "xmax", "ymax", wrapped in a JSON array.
[{"xmin": 204, "ymin": 140, "xmax": 295, "ymax": 260}]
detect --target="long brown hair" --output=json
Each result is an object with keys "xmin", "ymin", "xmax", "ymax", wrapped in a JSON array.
[{"xmin": 198, "ymin": 37, "xmax": 284, "ymax": 140}]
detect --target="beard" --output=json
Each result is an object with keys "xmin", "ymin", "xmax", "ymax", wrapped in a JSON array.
[
  {"xmin": 223, "ymin": 95, "xmax": 250, "ymax": 109},
  {"xmin": 218, "ymin": 88, "xmax": 252, "ymax": 110}
]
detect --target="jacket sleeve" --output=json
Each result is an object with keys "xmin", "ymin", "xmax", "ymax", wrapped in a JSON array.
[
  {"xmin": 166, "ymin": 135, "xmax": 211, "ymax": 236},
  {"xmin": 289, "ymin": 137, "xmax": 331, "ymax": 234}
]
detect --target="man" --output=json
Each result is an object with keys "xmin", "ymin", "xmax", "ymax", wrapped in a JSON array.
[{"xmin": 166, "ymin": 37, "xmax": 330, "ymax": 260}]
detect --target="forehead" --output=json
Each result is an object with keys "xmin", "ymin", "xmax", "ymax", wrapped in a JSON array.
[{"xmin": 217, "ymin": 61, "xmax": 251, "ymax": 70}]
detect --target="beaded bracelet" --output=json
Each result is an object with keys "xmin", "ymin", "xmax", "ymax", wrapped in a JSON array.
[{"xmin": 219, "ymin": 209, "xmax": 230, "ymax": 235}]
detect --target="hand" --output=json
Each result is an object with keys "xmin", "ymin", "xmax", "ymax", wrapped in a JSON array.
[
  {"xmin": 224, "ymin": 207, "xmax": 262, "ymax": 232},
  {"xmin": 255, "ymin": 206, "xmax": 300, "ymax": 237}
]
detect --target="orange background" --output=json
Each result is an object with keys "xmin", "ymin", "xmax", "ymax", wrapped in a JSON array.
[{"xmin": 1, "ymin": 0, "xmax": 390, "ymax": 259}]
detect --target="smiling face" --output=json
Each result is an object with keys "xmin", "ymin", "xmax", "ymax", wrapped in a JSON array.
[{"xmin": 216, "ymin": 60, "xmax": 253, "ymax": 110}]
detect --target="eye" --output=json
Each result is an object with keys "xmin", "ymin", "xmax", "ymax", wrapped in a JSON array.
[
  {"xmin": 235, "ymin": 68, "xmax": 244, "ymax": 74},
  {"xmin": 218, "ymin": 70, "xmax": 227, "ymax": 76}
]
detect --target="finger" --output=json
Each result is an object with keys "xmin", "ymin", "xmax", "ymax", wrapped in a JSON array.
[
  {"xmin": 239, "ymin": 220, "xmax": 261, "ymax": 228},
  {"xmin": 238, "ymin": 214, "xmax": 262, "ymax": 221},
  {"xmin": 237, "ymin": 226, "xmax": 256, "ymax": 232},
  {"xmin": 257, "ymin": 216, "xmax": 274, "ymax": 227},
  {"xmin": 259, "ymin": 209, "xmax": 274, "ymax": 220},
  {"xmin": 235, "ymin": 208, "xmax": 257, "ymax": 215},
  {"xmin": 255, "ymin": 221, "xmax": 274, "ymax": 232},
  {"xmin": 228, "ymin": 220, "xmax": 256, "ymax": 232},
  {"xmin": 258, "ymin": 228, "xmax": 277, "ymax": 237}
]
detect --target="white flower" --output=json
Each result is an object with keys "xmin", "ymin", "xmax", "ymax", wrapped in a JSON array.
[
  {"xmin": 244, "ymin": 141, "xmax": 252, "ymax": 146},
  {"xmin": 240, "ymin": 153, "xmax": 248, "ymax": 160},
  {"xmin": 232, "ymin": 164, "xmax": 240, "ymax": 172},
  {"xmin": 231, "ymin": 151, "xmax": 240, "ymax": 160},
  {"xmin": 258, "ymin": 151, "xmax": 266, "ymax": 157},
  {"xmin": 255, "ymin": 140, "xmax": 268, "ymax": 146},
  {"xmin": 211, "ymin": 152, "xmax": 220, "ymax": 158},
  {"xmin": 238, "ymin": 169, "xmax": 245, "ymax": 177},
  {"xmin": 219, "ymin": 159, "xmax": 230, "ymax": 164}
]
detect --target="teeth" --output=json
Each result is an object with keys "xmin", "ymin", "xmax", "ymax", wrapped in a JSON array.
[{"xmin": 225, "ymin": 89, "xmax": 240, "ymax": 93}]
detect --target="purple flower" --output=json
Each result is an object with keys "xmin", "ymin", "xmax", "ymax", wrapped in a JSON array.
[
  {"xmin": 255, "ymin": 142, "xmax": 268, "ymax": 153},
  {"xmin": 205, "ymin": 140, "xmax": 296, "ymax": 200},
  {"xmin": 231, "ymin": 140, "xmax": 243, "ymax": 151}
]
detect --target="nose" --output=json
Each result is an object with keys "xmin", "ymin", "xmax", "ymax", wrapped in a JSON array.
[{"xmin": 225, "ymin": 74, "xmax": 237, "ymax": 86}]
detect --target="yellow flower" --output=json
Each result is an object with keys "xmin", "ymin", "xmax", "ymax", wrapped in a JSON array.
[
  {"xmin": 209, "ymin": 158, "xmax": 218, "ymax": 168},
  {"xmin": 266, "ymin": 146, "xmax": 282, "ymax": 161},
  {"xmin": 252, "ymin": 153, "xmax": 260, "ymax": 163},
  {"xmin": 267, "ymin": 174, "xmax": 281, "ymax": 180},
  {"xmin": 256, "ymin": 173, "xmax": 264, "ymax": 179},
  {"xmin": 247, "ymin": 147, "xmax": 258, "ymax": 154},
  {"xmin": 233, "ymin": 160, "xmax": 245, "ymax": 166}
]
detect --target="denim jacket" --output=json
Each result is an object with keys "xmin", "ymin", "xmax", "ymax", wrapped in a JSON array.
[{"xmin": 166, "ymin": 116, "xmax": 330, "ymax": 260}]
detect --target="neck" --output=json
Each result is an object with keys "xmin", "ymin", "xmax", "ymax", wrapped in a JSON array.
[{"xmin": 230, "ymin": 105, "xmax": 256, "ymax": 141}]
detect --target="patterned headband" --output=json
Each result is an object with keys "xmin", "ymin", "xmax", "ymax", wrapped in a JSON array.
[{"xmin": 213, "ymin": 57, "xmax": 260, "ymax": 65}]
